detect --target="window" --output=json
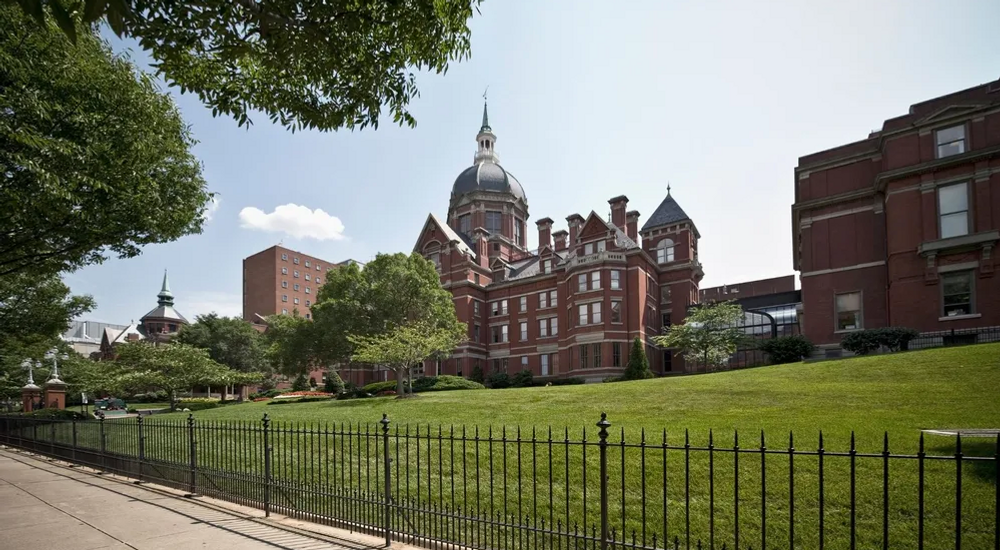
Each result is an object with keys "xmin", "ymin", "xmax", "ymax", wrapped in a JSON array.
[
  {"xmin": 656, "ymin": 239, "xmax": 675, "ymax": 264},
  {"xmin": 938, "ymin": 182, "xmax": 969, "ymax": 239},
  {"xmin": 282, "ymin": 308, "xmax": 288, "ymax": 314},
  {"xmin": 493, "ymin": 243, "xmax": 500, "ymax": 252},
  {"xmin": 610, "ymin": 270, "xmax": 620, "ymax": 290},
  {"xmin": 835, "ymin": 292, "xmax": 862, "ymax": 331},
  {"xmin": 281, "ymin": 267, "xmax": 288, "ymax": 275},
  {"xmin": 491, "ymin": 325, "xmax": 509, "ymax": 343},
  {"xmin": 305, "ymin": 300, "xmax": 311, "ymax": 306},
  {"xmin": 592, "ymin": 302, "xmax": 602, "ymax": 323},
  {"xmin": 579, "ymin": 304, "xmax": 588, "ymax": 325},
  {"xmin": 661, "ymin": 286, "xmax": 672, "ymax": 303},
  {"xmin": 293, "ymin": 298, "xmax": 299, "ymax": 305},
  {"xmin": 520, "ymin": 296, "xmax": 527, "ymax": 312},
  {"xmin": 282, "ymin": 295, "xmax": 288, "ymax": 302},
  {"xmin": 305, "ymin": 287, "xmax": 310, "ymax": 294},
  {"xmin": 591, "ymin": 271, "xmax": 600, "ymax": 290},
  {"xmin": 584, "ymin": 243, "xmax": 594, "ymax": 255},
  {"xmin": 597, "ymin": 240, "xmax": 606, "ymax": 252},
  {"xmin": 942, "ymin": 271, "xmax": 974, "ymax": 316},
  {"xmin": 539, "ymin": 319, "xmax": 549, "ymax": 337},
  {"xmin": 485, "ymin": 211, "xmax": 502, "ymax": 233},
  {"xmin": 521, "ymin": 356, "xmax": 528, "ymax": 369},
  {"xmin": 520, "ymin": 322, "xmax": 528, "ymax": 341},
  {"xmin": 542, "ymin": 260, "xmax": 551, "ymax": 274},
  {"xmin": 281, "ymin": 253, "xmax": 288, "ymax": 261},
  {"xmin": 550, "ymin": 290, "xmax": 557, "ymax": 307},
  {"xmin": 316, "ymin": 265, "xmax": 321, "ymax": 271},
  {"xmin": 502, "ymin": 324, "xmax": 508, "ymax": 342},
  {"xmin": 459, "ymin": 214, "xmax": 471, "ymax": 234},
  {"xmin": 551, "ymin": 317, "xmax": 558, "ymax": 335},
  {"xmin": 293, "ymin": 257, "xmax": 299, "ymax": 265},
  {"xmin": 578, "ymin": 273, "xmax": 587, "ymax": 292},
  {"xmin": 475, "ymin": 274, "xmax": 481, "ymax": 285},
  {"xmin": 305, "ymin": 314, "xmax": 310, "ymax": 320},
  {"xmin": 491, "ymin": 300, "xmax": 508, "ymax": 316},
  {"xmin": 515, "ymin": 219, "xmax": 523, "ymax": 247},
  {"xmin": 592, "ymin": 343, "xmax": 602, "ymax": 369},
  {"xmin": 611, "ymin": 300, "xmax": 622, "ymax": 323},
  {"xmin": 305, "ymin": 261, "xmax": 310, "ymax": 268},
  {"xmin": 936, "ymin": 124, "xmax": 966, "ymax": 158},
  {"xmin": 580, "ymin": 345, "xmax": 588, "ymax": 369},
  {"xmin": 474, "ymin": 302, "xmax": 481, "ymax": 317},
  {"xmin": 294, "ymin": 284, "xmax": 299, "ymax": 291},
  {"xmin": 305, "ymin": 274, "xmax": 311, "ymax": 281},
  {"xmin": 281, "ymin": 281, "xmax": 288, "ymax": 288},
  {"xmin": 541, "ymin": 354, "xmax": 550, "ymax": 376},
  {"xmin": 294, "ymin": 270, "xmax": 300, "ymax": 278},
  {"xmin": 539, "ymin": 292, "xmax": 548, "ymax": 309},
  {"xmin": 474, "ymin": 324, "xmax": 480, "ymax": 343},
  {"xmin": 613, "ymin": 343, "xmax": 622, "ymax": 367},
  {"xmin": 428, "ymin": 251, "xmax": 441, "ymax": 269},
  {"xmin": 316, "ymin": 278, "xmax": 322, "ymax": 285}
]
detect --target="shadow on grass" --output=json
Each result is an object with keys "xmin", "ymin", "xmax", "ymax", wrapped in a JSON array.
[{"xmin": 927, "ymin": 437, "xmax": 998, "ymax": 484}]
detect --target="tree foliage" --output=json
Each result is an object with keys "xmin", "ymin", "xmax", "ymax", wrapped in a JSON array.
[
  {"xmin": 0, "ymin": 5, "xmax": 210, "ymax": 278},
  {"xmin": 653, "ymin": 302, "xmax": 745, "ymax": 369},
  {"xmin": 9, "ymin": 0, "xmax": 483, "ymax": 132},
  {"xmin": 622, "ymin": 337, "xmax": 653, "ymax": 380},
  {"xmin": 350, "ymin": 319, "xmax": 465, "ymax": 395},
  {"xmin": 261, "ymin": 312, "xmax": 315, "ymax": 376},
  {"xmin": 176, "ymin": 314, "xmax": 270, "ymax": 375}
]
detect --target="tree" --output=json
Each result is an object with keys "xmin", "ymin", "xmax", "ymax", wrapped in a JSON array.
[
  {"xmin": 323, "ymin": 371, "xmax": 344, "ymax": 394},
  {"xmin": 291, "ymin": 373, "xmax": 309, "ymax": 392},
  {"xmin": 622, "ymin": 337, "xmax": 654, "ymax": 380},
  {"xmin": 350, "ymin": 320, "xmax": 465, "ymax": 396},
  {"xmin": 261, "ymin": 312, "xmax": 316, "ymax": 376},
  {"xmin": 12, "ymin": 0, "xmax": 483, "ymax": 132},
  {"xmin": 653, "ymin": 302, "xmax": 746, "ymax": 370},
  {"xmin": 176, "ymin": 314, "xmax": 271, "ymax": 377},
  {"xmin": 99, "ymin": 342, "xmax": 258, "ymax": 410},
  {"xmin": 0, "ymin": 6, "xmax": 210, "ymax": 278}
]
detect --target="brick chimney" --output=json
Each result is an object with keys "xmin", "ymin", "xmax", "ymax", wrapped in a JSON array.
[
  {"xmin": 553, "ymin": 230, "xmax": 568, "ymax": 252},
  {"xmin": 472, "ymin": 227, "xmax": 490, "ymax": 268},
  {"xmin": 626, "ymin": 210, "xmax": 640, "ymax": 243},
  {"xmin": 566, "ymin": 214, "xmax": 584, "ymax": 250},
  {"xmin": 608, "ymin": 195, "xmax": 628, "ymax": 231},
  {"xmin": 535, "ymin": 217, "xmax": 554, "ymax": 250}
]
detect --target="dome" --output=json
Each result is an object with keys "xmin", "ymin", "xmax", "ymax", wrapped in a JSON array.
[{"xmin": 451, "ymin": 162, "xmax": 526, "ymax": 201}]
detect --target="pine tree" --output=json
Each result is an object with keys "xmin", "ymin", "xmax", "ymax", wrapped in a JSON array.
[
  {"xmin": 323, "ymin": 371, "xmax": 345, "ymax": 394},
  {"xmin": 291, "ymin": 373, "xmax": 309, "ymax": 391},
  {"xmin": 469, "ymin": 363, "xmax": 485, "ymax": 384},
  {"xmin": 622, "ymin": 337, "xmax": 654, "ymax": 380}
]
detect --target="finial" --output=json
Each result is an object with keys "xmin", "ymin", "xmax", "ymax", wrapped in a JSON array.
[{"xmin": 667, "ymin": 182, "xmax": 672, "ymax": 195}]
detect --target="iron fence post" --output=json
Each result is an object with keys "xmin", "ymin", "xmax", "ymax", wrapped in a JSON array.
[
  {"xmin": 597, "ymin": 412, "xmax": 611, "ymax": 550},
  {"xmin": 50, "ymin": 420, "xmax": 56, "ymax": 456},
  {"xmin": 263, "ymin": 413, "xmax": 271, "ymax": 517},
  {"xmin": 98, "ymin": 412, "xmax": 107, "ymax": 473},
  {"xmin": 71, "ymin": 418, "xmax": 77, "ymax": 464},
  {"xmin": 187, "ymin": 413, "xmax": 196, "ymax": 495},
  {"xmin": 137, "ymin": 415, "xmax": 145, "ymax": 483},
  {"xmin": 381, "ymin": 413, "xmax": 392, "ymax": 547}
]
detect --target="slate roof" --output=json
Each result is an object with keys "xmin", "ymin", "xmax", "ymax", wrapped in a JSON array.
[
  {"xmin": 140, "ymin": 305, "xmax": 189, "ymax": 324},
  {"xmin": 426, "ymin": 213, "xmax": 474, "ymax": 256},
  {"xmin": 452, "ymin": 162, "xmax": 526, "ymax": 201},
  {"xmin": 641, "ymin": 193, "xmax": 691, "ymax": 232}
]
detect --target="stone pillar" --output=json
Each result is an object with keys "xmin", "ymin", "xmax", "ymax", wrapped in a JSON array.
[
  {"xmin": 44, "ymin": 379, "xmax": 67, "ymax": 410},
  {"xmin": 22, "ymin": 385, "xmax": 41, "ymax": 412}
]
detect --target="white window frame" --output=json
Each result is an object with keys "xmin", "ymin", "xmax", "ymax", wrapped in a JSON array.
[
  {"xmin": 590, "ymin": 271, "xmax": 600, "ymax": 290},
  {"xmin": 610, "ymin": 270, "xmax": 620, "ymax": 290},
  {"xmin": 501, "ymin": 324, "xmax": 509, "ymax": 342},
  {"xmin": 577, "ymin": 273, "xmax": 587, "ymax": 293},
  {"xmin": 293, "ymin": 257, "xmax": 300, "ymax": 265},
  {"xmin": 281, "ymin": 281, "xmax": 288, "ymax": 288},
  {"xmin": 305, "ymin": 261, "xmax": 310, "ymax": 268},
  {"xmin": 294, "ymin": 284, "xmax": 299, "ymax": 291},
  {"xmin": 282, "ymin": 308, "xmax": 288, "ymax": 314},
  {"xmin": 281, "ymin": 295, "xmax": 288, "ymax": 302},
  {"xmin": 521, "ymin": 356, "xmax": 528, "ymax": 369},
  {"xmin": 541, "ymin": 354, "xmax": 549, "ymax": 376},
  {"xmin": 937, "ymin": 182, "xmax": 970, "ymax": 239},
  {"xmin": 550, "ymin": 290, "xmax": 557, "ymax": 307},
  {"xmin": 520, "ymin": 322, "xmax": 528, "ymax": 341},
  {"xmin": 935, "ymin": 124, "xmax": 966, "ymax": 158},
  {"xmin": 520, "ymin": 296, "xmax": 527, "ymax": 312},
  {"xmin": 305, "ymin": 287, "xmax": 310, "ymax": 294},
  {"xmin": 834, "ymin": 291, "xmax": 863, "ymax": 332},
  {"xmin": 293, "ymin": 297, "xmax": 299, "ymax": 305},
  {"xmin": 551, "ymin": 317, "xmax": 558, "ymax": 335},
  {"xmin": 578, "ymin": 304, "xmax": 588, "ymax": 326},
  {"xmin": 539, "ymin": 319, "xmax": 548, "ymax": 337},
  {"xmin": 294, "ymin": 270, "xmax": 299, "ymax": 278},
  {"xmin": 611, "ymin": 300, "xmax": 622, "ymax": 323},
  {"xmin": 656, "ymin": 239, "xmax": 675, "ymax": 264},
  {"xmin": 539, "ymin": 292, "xmax": 548, "ymax": 309},
  {"xmin": 592, "ymin": 302, "xmax": 602, "ymax": 324},
  {"xmin": 281, "ymin": 253, "xmax": 288, "ymax": 261},
  {"xmin": 941, "ymin": 270, "xmax": 975, "ymax": 317},
  {"xmin": 281, "ymin": 267, "xmax": 288, "ymax": 275},
  {"xmin": 542, "ymin": 260, "xmax": 551, "ymax": 274}
]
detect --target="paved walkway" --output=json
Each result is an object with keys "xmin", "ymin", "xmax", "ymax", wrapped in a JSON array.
[{"xmin": 0, "ymin": 448, "xmax": 386, "ymax": 550}]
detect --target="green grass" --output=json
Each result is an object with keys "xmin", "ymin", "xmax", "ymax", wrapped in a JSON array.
[{"xmin": 19, "ymin": 344, "xmax": 1000, "ymax": 549}]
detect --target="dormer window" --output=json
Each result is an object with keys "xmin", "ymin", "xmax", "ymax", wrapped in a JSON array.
[
  {"xmin": 936, "ymin": 124, "xmax": 966, "ymax": 158},
  {"xmin": 656, "ymin": 239, "xmax": 675, "ymax": 264}
]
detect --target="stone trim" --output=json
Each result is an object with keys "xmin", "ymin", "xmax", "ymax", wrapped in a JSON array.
[
  {"xmin": 800, "ymin": 261, "xmax": 885, "ymax": 278},
  {"xmin": 918, "ymin": 230, "xmax": 999, "ymax": 256}
]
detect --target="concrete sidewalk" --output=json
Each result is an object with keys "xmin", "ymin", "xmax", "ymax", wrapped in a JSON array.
[{"xmin": 0, "ymin": 447, "xmax": 389, "ymax": 550}]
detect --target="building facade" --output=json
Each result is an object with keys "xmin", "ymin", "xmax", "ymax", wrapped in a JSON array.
[
  {"xmin": 413, "ymin": 104, "xmax": 706, "ymax": 380},
  {"xmin": 98, "ymin": 272, "xmax": 189, "ymax": 358},
  {"xmin": 793, "ymin": 78, "xmax": 1000, "ymax": 351},
  {"xmin": 242, "ymin": 245, "xmax": 348, "ymax": 322}
]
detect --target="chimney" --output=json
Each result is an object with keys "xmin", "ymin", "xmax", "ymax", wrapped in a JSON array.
[
  {"xmin": 566, "ymin": 214, "xmax": 584, "ymax": 250},
  {"xmin": 535, "ymin": 217, "xmax": 554, "ymax": 250},
  {"xmin": 553, "ymin": 229, "xmax": 568, "ymax": 252},
  {"xmin": 626, "ymin": 210, "xmax": 640, "ymax": 243},
  {"xmin": 472, "ymin": 227, "xmax": 490, "ymax": 268},
  {"xmin": 608, "ymin": 195, "xmax": 628, "ymax": 231}
]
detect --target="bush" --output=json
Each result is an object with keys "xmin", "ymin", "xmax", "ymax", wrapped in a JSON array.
[
  {"xmin": 487, "ymin": 371, "xmax": 511, "ymax": 389},
  {"xmin": 546, "ymin": 377, "xmax": 586, "ymax": 386},
  {"xmin": 410, "ymin": 376, "xmax": 438, "ymax": 392},
  {"xmin": 25, "ymin": 409, "xmax": 88, "ymax": 420},
  {"xmin": 291, "ymin": 373, "xmax": 310, "ymax": 391},
  {"xmin": 177, "ymin": 398, "xmax": 221, "ymax": 411},
  {"xmin": 469, "ymin": 364, "xmax": 485, "ymax": 384},
  {"xmin": 362, "ymin": 380, "xmax": 402, "ymax": 395},
  {"xmin": 324, "ymin": 371, "xmax": 345, "ymax": 394},
  {"xmin": 602, "ymin": 376, "xmax": 622, "ymax": 383},
  {"xmin": 511, "ymin": 369, "xmax": 533, "ymax": 388},
  {"xmin": 413, "ymin": 375, "xmax": 484, "ymax": 393},
  {"xmin": 759, "ymin": 335, "xmax": 814, "ymax": 364},
  {"xmin": 267, "ymin": 396, "xmax": 331, "ymax": 405},
  {"xmin": 878, "ymin": 327, "xmax": 920, "ymax": 351},
  {"xmin": 622, "ymin": 337, "xmax": 654, "ymax": 380},
  {"xmin": 249, "ymin": 389, "xmax": 283, "ymax": 400},
  {"xmin": 841, "ymin": 327, "xmax": 920, "ymax": 355},
  {"xmin": 128, "ymin": 391, "xmax": 169, "ymax": 403}
]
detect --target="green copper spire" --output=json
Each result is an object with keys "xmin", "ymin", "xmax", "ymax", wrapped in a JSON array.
[
  {"xmin": 480, "ymin": 101, "xmax": 491, "ymax": 133},
  {"xmin": 157, "ymin": 270, "xmax": 174, "ymax": 306}
]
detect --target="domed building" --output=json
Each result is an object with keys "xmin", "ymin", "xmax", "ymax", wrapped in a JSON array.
[
  {"xmin": 410, "ymin": 101, "xmax": 705, "ymax": 381},
  {"xmin": 99, "ymin": 271, "xmax": 189, "ymax": 358}
]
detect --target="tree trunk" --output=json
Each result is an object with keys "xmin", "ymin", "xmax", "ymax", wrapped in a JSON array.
[
  {"xmin": 395, "ymin": 367, "xmax": 405, "ymax": 395},
  {"xmin": 169, "ymin": 390, "xmax": 177, "ymax": 411}
]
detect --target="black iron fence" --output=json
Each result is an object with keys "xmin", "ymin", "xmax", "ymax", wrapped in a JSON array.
[
  {"xmin": 1, "ymin": 414, "xmax": 997, "ymax": 550},
  {"xmin": 908, "ymin": 326, "xmax": 1000, "ymax": 351}
]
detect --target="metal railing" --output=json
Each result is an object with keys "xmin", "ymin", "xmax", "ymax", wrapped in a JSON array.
[
  {"xmin": 1, "ymin": 413, "xmax": 997, "ymax": 550},
  {"xmin": 908, "ymin": 326, "xmax": 1000, "ymax": 351}
]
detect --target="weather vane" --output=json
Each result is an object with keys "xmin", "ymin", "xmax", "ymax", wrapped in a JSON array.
[{"xmin": 483, "ymin": 85, "xmax": 489, "ymax": 101}]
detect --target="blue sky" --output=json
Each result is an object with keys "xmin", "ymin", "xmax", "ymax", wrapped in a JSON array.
[{"xmin": 67, "ymin": 0, "xmax": 1000, "ymax": 324}]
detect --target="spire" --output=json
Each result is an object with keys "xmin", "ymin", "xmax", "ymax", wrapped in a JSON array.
[
  {"xmin": 157, "ymin": 270, "xmax": 174, "ymax": 307},
  {"xmin": 667, "ymin": 182, "xmax": 672, "ymax": 196},
  {"xmin": 480, "ymin": 100, "xmax": 491, "ymax": 133},
  {"xmin": 474, "ymin": 98, "xmax": 499, "ymax": 165}
]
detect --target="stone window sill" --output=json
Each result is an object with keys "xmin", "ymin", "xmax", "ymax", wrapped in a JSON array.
[
  {"xmin": 834, "ymin": 328, "xmax": 863, "ymax": 334},
  {"xmin": 918, "ymin": 230, "xmax": 999, "ymax": 256},
  {"xmin": 938, "ymin": 313, "xmax": 982, "ymax": 322}
]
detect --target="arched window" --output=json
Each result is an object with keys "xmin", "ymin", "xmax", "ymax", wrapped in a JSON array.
[
  {"xmin": 423, "ymin": 241, "xmax": 442, "ymax": 269},
  {"xmin": 656, "ymin": 239, "xmax": 675, "ymax": 264}
]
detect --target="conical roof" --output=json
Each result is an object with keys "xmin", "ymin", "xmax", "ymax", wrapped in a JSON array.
[{"xmin": 641, "ymin": 189, "xmax": 692, "ymax": 232}]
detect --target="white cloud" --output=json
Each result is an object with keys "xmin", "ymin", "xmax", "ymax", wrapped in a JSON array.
[
  {"xmin": 202, "ymin": 196, "xmax": 221, "ymax": 222},
  {"xmin": 238, "ymin": 203, "xmax": 346, "ymax": 241},
  {"xmin": 180, "ymin": 291, "xmax": 243, "ymax": 319}
]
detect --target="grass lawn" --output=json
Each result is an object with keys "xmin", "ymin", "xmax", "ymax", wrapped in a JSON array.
[{"xmin": 71, "ymin": 344, "xmax": 1000, "ymax": 548}]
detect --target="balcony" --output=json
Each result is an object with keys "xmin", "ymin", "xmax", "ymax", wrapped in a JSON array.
[{"xmin": 568, "ymin": 251, "xmax": 627, "ymax": 268}]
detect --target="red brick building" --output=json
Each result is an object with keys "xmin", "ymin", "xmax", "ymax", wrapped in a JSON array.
[
  {"xmin": 793, "ymin": 78, "xmax": 1000, "ymax": 352},
  {"xmin": 413, "ymin": 103, "xmax": 705, "ymax": 380},
  {"xmin": 242, "ymin": 245, "xmax": 350, "ymax": 323}
]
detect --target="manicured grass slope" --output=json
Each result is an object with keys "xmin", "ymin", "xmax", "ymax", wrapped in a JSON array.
[{"xmin": 186, "ymin": 343, "xmax": 1000, "ymax": 453}]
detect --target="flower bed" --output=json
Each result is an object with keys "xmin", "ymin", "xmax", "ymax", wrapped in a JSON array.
[{"xmin": 273, "ymin": 391, "xmax": 334, "ymax": 399}]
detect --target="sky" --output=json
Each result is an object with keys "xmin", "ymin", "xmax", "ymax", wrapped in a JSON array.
[{"xmin": 66, "ymin": 0, "xmax": 1000, "ymax": 324}]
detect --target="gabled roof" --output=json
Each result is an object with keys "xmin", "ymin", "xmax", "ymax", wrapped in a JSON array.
[
  {"xmin": 641, "ymin": 192, "xmax": 692, "ymax": 232},
  {"xmin": 102, "ymin": 324, "xmax": 145, "ymax": 347},
  {"xmin": 415, "ymin": 213, "xmax": 474, "ymax": 257}
]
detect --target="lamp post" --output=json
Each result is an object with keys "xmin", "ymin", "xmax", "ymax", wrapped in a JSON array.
[
  {"xmin": 43, "ymin": 350, "xmax": 68, "ymax": 410},
  {"xmin": 21, "ymin": 360, "xmax": 41, "ymax": 412}
]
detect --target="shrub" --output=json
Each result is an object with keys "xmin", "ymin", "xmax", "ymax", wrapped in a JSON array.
[
  {"xmin": 841, "ymin": 327, "xmax": 919, "ymax": 355},
  {"xmin": 291, "ymin": 373, "xmax": 310, "ymax": 391},
  {"xmin": 411, "ymin": 375, "xmax": 484, "ymax": 393},
  {"xmin": 267, "ymin": 396, "xmax": 331, "ymax": 405},
  {"xmin": 622, "ymin": 337, "xmax": 654, "ymax": 380},
  {"xmin": 411, "ymin": 376, "xmax": 438, "ymax": 393},
  {"xmin": 602, "ymin": 376, "xmax": 622, "ymax": 383},
  {"xmin": 487, "ymin": 371, "xmax": 511, "ymax": 389},
  {"xmin": 878, "ymin": 327, "xmax": 920, "ymax": 351},
  {"xmin": 177, "ymin": 398, "xmax": 221, "ymax": 411},
  {"xmin": 376, "ymin": 390, "xmax": 397, "ymax": 397},
  {"xmin": 249, "ymin": 389, "xmax": 283, "ymax": 400},
  {"xmin": 511, "ymin": 369, "xmax": 533, "ymax": 388},
  {"xmin": 841, "ymin": 330, "xmax": 881, "ymax": 355},
  {"xmin": 362, "ymin": 380, "xmax": 402, "ymax": 395},
  {"xmin": 469, "ymin": 364, "xmax": 485, "ymax": 384},
  {"xmin": 128, "ymin": 391, "xmax": 169, "ymax": 403},
  {"xmin": 759, "ymin": 335, "xmax": 815, "ymax": 364},
  {"xmin": 26, "ymin": 409, "xmax": 87, "ymax": 420},
  {"xmin": 323, "ymin": 371, "xmax": 345, "ymax": 394}
]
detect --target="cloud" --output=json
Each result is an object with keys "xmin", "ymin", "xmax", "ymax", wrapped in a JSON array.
[
  {"xmin": 238, "ymin": 203, "xmax": 346, "ymax": 241},
  {"xmin": 202, "ymin": 196, "xmax": 221, "ymax": 222},
  {"xmin": 179, "ymin": 291, "xmax": 243, "ymax": 319}
]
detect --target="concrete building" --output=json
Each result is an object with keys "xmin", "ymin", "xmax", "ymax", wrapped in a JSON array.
[
  {"xmin": 62, "ymin": 320, "xmax": 128, "ymax": 358},
  {"xmin": 793, "ymin": 77, "xmax": 1000, "ymax": 352},
  {"xmin": 412, "ymin": 103, "xmax": 706, "ymax": 380},
  {"xmin": 242, "ymin": 245, "xmax": 356, "ymax": 322}
]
